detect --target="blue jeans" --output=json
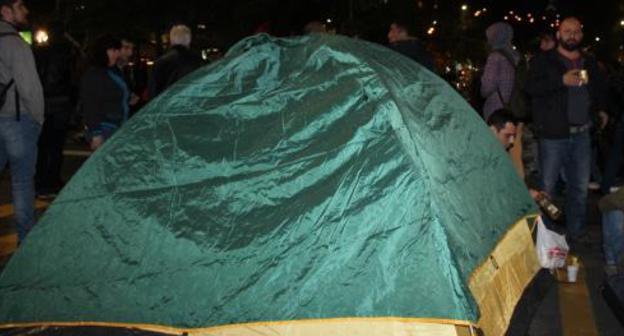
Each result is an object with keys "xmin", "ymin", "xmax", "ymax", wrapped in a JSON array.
[
  {"xmin": 539, "ymin": 131, "xmax": 591, "ymax": 238},
  {"xmin": 601, "ymin": 120, "xmax": 624, "ymax": 193},
  {"xmin": 0, "ymin": 114, "xmax": 42, "ymax": 242},
  {"xmin": 602, "ymin": 210, "xmax": 624, "ymax": 265}
]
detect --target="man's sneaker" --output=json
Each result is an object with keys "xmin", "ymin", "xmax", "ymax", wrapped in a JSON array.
[
  {"xmin": 588, "ymin": 182, "xmax": 600, "ymax": 191},
  {"xmin": 36, "ymin": 191, "xmax": 57, "ymax": 200},
  {"xmin": 610, "ymin": 186, "xmax": 621, "ymax": 193},
  {"xmin": 605, "ymin": 264, "xmax": 620, "ymax": 276}
]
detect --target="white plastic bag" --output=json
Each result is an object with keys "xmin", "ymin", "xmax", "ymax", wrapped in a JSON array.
[{"xmin": 536, "ymin": 216, "xmax": 569, "ymax": 269}]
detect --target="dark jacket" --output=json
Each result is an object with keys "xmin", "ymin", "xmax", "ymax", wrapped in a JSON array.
[
  {"xmin": 148, "ymin": 45, "xmax": 202, "ymax": 98},
  {"xmin": 388, "ymin": 39, "xmax": 435, "ymax": 72},
  {"xmin": 80, "ymin": 67, "xmax": 128, "ymax": 131},
  {"xmin": 35, "ymin": 39, "xmax": 78, "ymax": 120},
  {"xmin": 525, "ymin": 49, "xmax": 606, "ymax": 139},
  {"xmin": 607, "ymin": 66, "xmax": 624, "ymax": 122}
]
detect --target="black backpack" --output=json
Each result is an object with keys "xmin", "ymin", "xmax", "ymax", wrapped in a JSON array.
[
  {"xmin": 0, "ymin": 31, "xmax": 20, "ymax": 120},
  {"xmin": 493, "ymin": 49, "xmax": 530, "ymax": 121}
]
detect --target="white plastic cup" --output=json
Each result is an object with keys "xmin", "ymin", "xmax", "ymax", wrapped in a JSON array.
[{"xmin": 567, "ymin": 265, "xmax": 579, "ymax": 282}]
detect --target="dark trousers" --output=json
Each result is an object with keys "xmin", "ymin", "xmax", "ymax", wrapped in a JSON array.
[
  {"xmin": 602, "ymin": 120, "xmax": 624, "ymax": 193},
  {"xmin": 36, "ymin": 100, "xmax": 71, "ymax": 193}
]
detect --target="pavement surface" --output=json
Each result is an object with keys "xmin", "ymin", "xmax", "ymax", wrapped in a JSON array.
[{"xmin": 0, "ymin": 137, "xmax": 623, "ymax": 335}]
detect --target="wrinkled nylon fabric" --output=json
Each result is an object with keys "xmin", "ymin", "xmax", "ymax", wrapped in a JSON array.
[{"xmin": 0, "ymin": 34, "xmax": 535, "ymax": 328}]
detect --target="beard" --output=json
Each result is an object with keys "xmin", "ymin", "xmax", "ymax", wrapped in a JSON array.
[
  {"xmin": 559, "ymin": 38, "xmax": 580, "ymax": 51},
  {"xmin": 13, "ymin": 17, "xmax": 29, "ymax": 30}
]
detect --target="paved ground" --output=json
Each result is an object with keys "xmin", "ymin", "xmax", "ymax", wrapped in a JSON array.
[
  {"xmin": 1, "ymin": 137, "xmax": 624, "ymax": 335},
  {"xmin": 527, "ymin": 202, "xmax": 624, "ymax": 335}
]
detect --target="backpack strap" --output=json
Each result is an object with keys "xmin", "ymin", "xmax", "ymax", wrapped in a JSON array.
[
  {"xmin": 492, "ymin": 49, "xmax": 518, "ymax": 69},
  {"xmin": 0, "ymin": 31, "xmax": 20, "ymax": 40},
  {"xmin": 496, "ymin": 87, "xmax": 508, "ymax": 106},
  {"xmin": 491, "ymin": 49, "xmax": 518, "ymax": 107},
  {"xmin": 14, "ymin": 82, "xmax": 19, "ymax": 121},
  {"xmin": 0, "ymin": 78, "xmax": 13, "ymax": 97},
  {"xmin": 0, "ymin": 31, "xmax": 21, "ymax": 121}
]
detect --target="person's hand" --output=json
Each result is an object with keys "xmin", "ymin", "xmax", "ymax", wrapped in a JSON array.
[
  {"xmin": 563, "ymin": 69, "xmax": 582, "ymax": 87},
  {"xmin": 529, "ymin": 189, "xmax": 541, "ymax": 200},
  {"xmin": 90, "ymin": 135, "xmax": 104, "ymax": 151},
  {"xmin": 599, "ymin": 111, "xmax": 609, "ymax": 130},
  {"xmin": 529, "ymin": 189, "xmax": 552, "ymax": 200},
  {"xmin": 129, "ymin": 93, "xmax": 140, "ymax": 106}
]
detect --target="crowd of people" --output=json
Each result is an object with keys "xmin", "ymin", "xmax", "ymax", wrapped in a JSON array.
[
  {"xmin": 0, "ymin": 0, "xmax": 206, "ymax": 244},
  {"xmin": 479, "ymin": 17, "xmax": 624, "ymax": 274},
  {"xmin": 2, "ymin": 0, "xmax": 624, "ymax": 273}
]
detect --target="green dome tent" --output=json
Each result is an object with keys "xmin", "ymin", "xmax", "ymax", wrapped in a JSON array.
[{"xmin": 0, "ymin": 34, "xmax": 539, "ymax": 336}]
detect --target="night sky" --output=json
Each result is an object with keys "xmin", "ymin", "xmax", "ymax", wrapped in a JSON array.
[{"xmin": 22, "ymin": 0, "xmax": 624, "ymax": 58}]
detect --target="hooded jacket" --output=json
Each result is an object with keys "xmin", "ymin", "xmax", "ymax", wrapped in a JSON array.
[
  {"xmin": 0, "ymin": 20, "xmax": 44, "ymax": 124},
  {"xmin": 480, "ymin": 22, "xmax": 520, "ymax": 120}
]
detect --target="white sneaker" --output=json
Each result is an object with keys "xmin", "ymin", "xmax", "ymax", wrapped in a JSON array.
[
  {"xmin": 588, "ymin": 182, "xmax": 600, "ymax": 190},
  {"xmin": 610, "ymin": 186, "xmax": 621, "ymax": 193}
]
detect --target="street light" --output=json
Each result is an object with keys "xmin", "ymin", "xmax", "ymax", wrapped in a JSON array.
[
  {"xmin": 34, "ymin": 29, "xmax": 49, "ymax": 45},
  {"xmin": 461, "ymin": 4, "xmax": 468, "ymax": 11}
]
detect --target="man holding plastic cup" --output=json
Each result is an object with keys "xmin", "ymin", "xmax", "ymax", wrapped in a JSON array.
[{"xmin": 526, "ymin": 17, "xmax": 608, "ymax": 243}]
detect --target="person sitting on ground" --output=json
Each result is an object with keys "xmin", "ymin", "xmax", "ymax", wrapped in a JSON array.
[
  {"xmin": 488, "ymin": 109, "xmax": 544, "ymax": 201},
  {"xmin": 148, "ymin": 24, "xmax": 202, "ymax": 99},
  {"xmin": 488, "ymin": 109, "xmax": 518, "ymax": 152}
]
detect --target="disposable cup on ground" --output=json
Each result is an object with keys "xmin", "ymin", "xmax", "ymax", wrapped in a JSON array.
[{"xmin": 567, "ymin": 265, "xmax": 579, "ymax": 282}]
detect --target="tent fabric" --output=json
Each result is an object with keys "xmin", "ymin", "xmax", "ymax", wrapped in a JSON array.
[
  {"xmin": 0, "ymin": 34, "xmax": 536, "ymax": 332},
  {"xmin": 469, "ymin": 216, "xmax": 540, "ymax": 336}
]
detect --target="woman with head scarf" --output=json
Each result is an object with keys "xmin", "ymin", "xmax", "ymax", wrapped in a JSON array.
[
  {"xmin": 481, "ymin": 22, "xmax": 526, "ymax": 178},
  {"xmin": 480, "ymin": 22, "xmax": 520, "ymax": 120}
]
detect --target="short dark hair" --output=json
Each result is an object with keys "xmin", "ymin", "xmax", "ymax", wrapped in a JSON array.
[
  {"xmin": 391, "ymin": 19, "xmax": 416, "ymax": 36},
  {"xmin": 539, "ymin": 31, "xmax": 554, "ymax": 41},
  {"xmin": 90, "ymin": 34, "xmax": 121, "ymax": 68},
  {"xmin": 487, "ymin": 109, "xmax": 517, "ymax": 131}
]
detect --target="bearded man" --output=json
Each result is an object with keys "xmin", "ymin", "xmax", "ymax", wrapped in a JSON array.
[{"xmin": 525, "ymin": 17, "xmax": 608, "ymax": 242}]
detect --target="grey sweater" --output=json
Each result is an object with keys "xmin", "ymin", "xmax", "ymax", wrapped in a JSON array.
[{"xmin": 0, "ymin": 20, "xmax": 44, "ymax": 124}]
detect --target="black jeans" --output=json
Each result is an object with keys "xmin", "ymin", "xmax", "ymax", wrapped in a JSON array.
[{"xmin": 36, "ymin": 99, "xmax": 71, "ymax": 193}]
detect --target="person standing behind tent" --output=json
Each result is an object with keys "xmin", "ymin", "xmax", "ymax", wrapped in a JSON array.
[
  {"xmin": 80, "ymin": 35, "xmax": 130, "ymax": 151},
  {"xmin": 480, "ymin": 22, "xmax": 519, "ymax": 121},
  {"xmin": 386, "ymin": 20, "xmax": 435, "ymax": 72},
  {"xmin": 34, "ymin": 21, "xmax": 79, "ymax": 199},
  {"xmin": 480, "ymin": 22, "xmax": 525, "ymax": 178},
  {"xmin": 116, "ymin": 37, "xmax": 141, "ymax": 116},
  {"xmin": 539, "ymin": 32, "xmax": 556, "ymax": 53},
  {"xmin": 148, "ymin": 24, "xmax": 202, "ymax": 99},
  {"xmin": 600, "ymin": 62, "xmax": 624, "ymax": 194},
  {"xmin": 0, "ymin": 0, "xmax": 44, "ymax": 243},
  {"xmin": 526, "ymin": 17, "xmax": 608, "ymax": 242}
]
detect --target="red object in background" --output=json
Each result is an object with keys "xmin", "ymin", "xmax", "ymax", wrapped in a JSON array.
[{"xmin": 254, "ymin": 22, "xmax": 272, "ymax": 34}]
